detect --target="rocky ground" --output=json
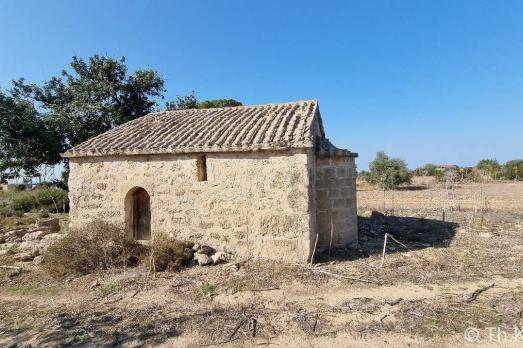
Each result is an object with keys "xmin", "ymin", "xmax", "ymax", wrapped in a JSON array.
[
  {"xmin": 0, "ymin": 181, "xmax": 522, "ymax": 347},
  {"xmin": 0, "ymin": 214, "xmax": 64, "ymax": 264}
]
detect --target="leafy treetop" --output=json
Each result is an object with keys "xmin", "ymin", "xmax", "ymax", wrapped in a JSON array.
[
  {"xmin": 165, "ymin": 92, "xmax": 241, "ymax": 111},
  {"xmin": 368, "ymin": 151, "xmax": 412, "ymax": 190},
  {"xmin": 1, "ymin": 55, "xmax": 165, "ymax": 181}
]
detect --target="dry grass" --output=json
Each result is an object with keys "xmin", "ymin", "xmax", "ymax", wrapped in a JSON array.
[
  {"xmin": 358, "ymin": 177, "xmax": 523, "ymax": 212},
  {"xmin": 145, "ymin": 232, "xmax": 193, "ymax": 272},
  {"xmin": 42, "ymin": 220, "xmax": 138, "ymax": 277},
  {"xmin": 2, "ymin": 180, "xmax": 523, "ymax": 346}
]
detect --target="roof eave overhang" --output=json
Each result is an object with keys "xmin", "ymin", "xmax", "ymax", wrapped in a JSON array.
[{"xmin": 61, "ymin": 144, "xmax": 316, "ymax": 159}]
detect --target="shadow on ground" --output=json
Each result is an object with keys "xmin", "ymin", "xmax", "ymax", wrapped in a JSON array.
[
  {"xmin": 395, "ymin": 185, "xmax": 429, "ymax": 191},
  {"xmin": 315, "ymin": 211, "xmax": 459, "ymax": 262},
  {"xmin": 1, "ymin": 306, "xmax": 180, "ymax": 347}
]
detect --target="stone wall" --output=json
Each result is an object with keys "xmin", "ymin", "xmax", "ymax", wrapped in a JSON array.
[
  {"xmin": 68, "ymin": 150, "xmax": 314, "ymax": 263},
  {"xmin": 314, "ymin": 155, "xmax": 358, "ymax": 247}
]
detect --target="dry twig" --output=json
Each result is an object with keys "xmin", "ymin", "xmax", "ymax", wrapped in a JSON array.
[
  {"xmin": 309, "ymin": 233, "xmax": 319, "ymax": 268},
  {"xmin": 380, "ymin": 233, "xmax": 388, "ymax": 267},
  {"xmin": 309, "ymin": 267, "xmax": 378, "ymax": 284},
  {"xmin": 465, "ymin": 283, "xmax": 495, "ymax": 303},
  {"xmin": 312, "ymin": 313, "xmax": 319, "ymax": 332},
  {"xmin": 387, "ymin": 234, "xmax": 411, "ymax": 250},
  {"xmin": 385, "ymin": 298, "xmax": 403, "ymax": 305}
]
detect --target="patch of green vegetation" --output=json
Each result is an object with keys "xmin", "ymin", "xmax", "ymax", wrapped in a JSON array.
[
  {"xmin": 199, "ymin": 282, "xmax": 217, "ymax": 298},
  {"xmin": 0, "ymin": 187, "xmax": 68, "ymax": 217},
  {"xmin": 100, "ymin": 283, "xmax": 120, "ymax": 297}
]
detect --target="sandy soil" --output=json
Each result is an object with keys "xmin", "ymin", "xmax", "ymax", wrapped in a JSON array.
[{"xmin": 1, "ymin": 180, "xmax": 523, "ymax": 347}]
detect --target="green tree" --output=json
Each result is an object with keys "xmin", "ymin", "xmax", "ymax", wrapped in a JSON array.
[
  {"xmin": 0, "ymin": 90, "xmax": 62, "ymax": 181},
  {"xmin": 165, "ymin": 93, "xmax": 242, "ymax": 110},
  {"xmin": 12, "ymin": 55, "xmax": 165, "ymax": 152},
  {"xmin": 1, "ymin": 55, "xmax": 165, "ymax": 181},
  {"xmin": 368, "ymin": 151, "xmax": 412, "ymax": 190},
  {"xmin": 476, "ymin": 159, "xmax": 501, "ymax": 180},
  {"xmin": 197, "ymin": 99, "xmax": 242, "ymax": 109},
  {"xmin": 503, "ymin": 160, "xmax": 523, "ymax": 180},
  {"xmin": 165, "ymin": 92, "xmax": 198, "ymax": 110}
]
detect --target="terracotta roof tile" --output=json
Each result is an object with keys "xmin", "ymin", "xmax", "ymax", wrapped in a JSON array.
[{"xmin": 62, "ymin": 100, "xmax": 356, "ymax": 158}]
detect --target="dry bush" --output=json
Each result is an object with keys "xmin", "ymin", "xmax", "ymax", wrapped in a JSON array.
[
  {"xmin": 43, "ymin": 220, "xmax": 138, "ymax": 277},
  {"xmin": 145, "ymin": 232, "xmax": 193, "ymax": 272}
]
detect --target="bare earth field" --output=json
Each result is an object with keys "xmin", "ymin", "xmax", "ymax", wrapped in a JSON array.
[{"xmin": 1, "ymin": 180, "xmax": 523, "ymax": 347}]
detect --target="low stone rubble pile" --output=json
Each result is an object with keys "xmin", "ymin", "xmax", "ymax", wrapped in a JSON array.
[
  {"xmin": 191, "ymin": 243, "xmax": 227, "ymax": 266},
  {"xmin": 0, "ymin": 217, "xmax": 63, "ymax": 263}
]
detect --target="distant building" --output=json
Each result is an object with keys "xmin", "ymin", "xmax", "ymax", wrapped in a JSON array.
[{"xmin": 62, "ymin": 100, "xmax": 358, "ymax": 263}]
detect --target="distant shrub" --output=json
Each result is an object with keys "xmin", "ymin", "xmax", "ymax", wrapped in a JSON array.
[
  {"xmin": 368, "ymin": 151, "xmax": 412, "ymax": 190},
  {"xmin": 4, "ymin": 187, "xmax": 68, "ymax": 214},
  {"xmin": 35, "ymin": 187, "xmax": 68, "ymax": 212},
  {"xmin": 413, "ymin": 163, "xmax": 438, "ymax": 177},
  {"xmin": 34, "ymin": 179, "xmax": 68, "ymax": 191},
  {"xmin": 503, "ymin": 160, "xmax": 523, "ymax": 180},
  {"xmin": 43, "ymin": 220, "xmax": 138, "ymax": 277},
  {"xmin": 146, "ymin": 232, "xmax": 193, "ymax": 272},
  {"xmin": 11, "ymin": 192, "xmax": 38, "ymax": 212},
  {"xmin": 475, "ymin": 159, "xmax": 502, "ymax": 180},
  {"xmin": 459, "ymin": 167, "xmax": 474, "ymax": 181},
  {"xmin": 15, "ymin": 184, "xmax": 27, "ymax": 191},
  {"xmin": 357, "ymin": 170, "xmax": 371, "ymax": 182}
]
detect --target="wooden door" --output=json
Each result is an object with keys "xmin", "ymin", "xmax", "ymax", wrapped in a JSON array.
[{"xmin": 133, "ymin": 188, "xmax": 151, "ymax": 240}]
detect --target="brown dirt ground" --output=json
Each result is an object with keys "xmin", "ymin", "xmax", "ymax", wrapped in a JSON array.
[{"xmin": 1, "ymin": 180, "xmax": 523, "ymax": 347}]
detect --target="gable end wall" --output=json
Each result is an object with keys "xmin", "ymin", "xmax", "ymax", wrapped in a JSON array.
[{"xmin": 314, "ymin": 155, "xmax": 358, "ymax": 247}]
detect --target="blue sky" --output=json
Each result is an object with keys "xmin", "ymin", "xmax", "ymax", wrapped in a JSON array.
[{"xmin": 1, "ymin": 0, "xmax": 522, "ymax": 170}]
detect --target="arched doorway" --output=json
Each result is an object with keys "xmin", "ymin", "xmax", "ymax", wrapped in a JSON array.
[{"xmin": 125, "ymin": 187, "xmax": 151, "ymax": 240}]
